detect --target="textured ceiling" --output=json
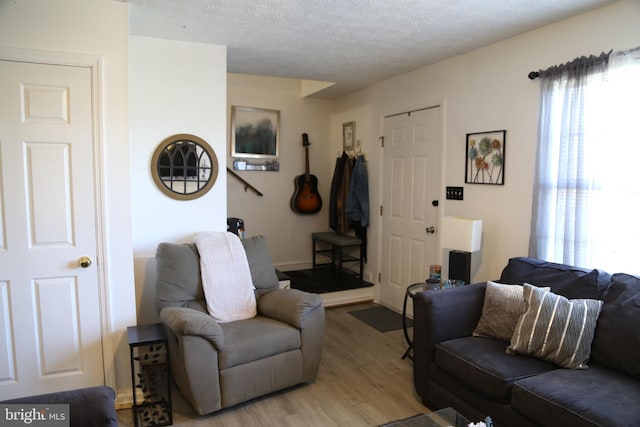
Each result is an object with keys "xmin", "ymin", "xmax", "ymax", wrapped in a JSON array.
[{"xmin": 127, "ymin": 0, "xmax": 616, "ymax": 98}]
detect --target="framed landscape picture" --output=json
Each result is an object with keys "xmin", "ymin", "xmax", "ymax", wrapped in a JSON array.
[
  {"xmin": 231, "ymin": 106, "xmax": 280, "ymax": 159},
  {"xmin": 465, "ymin": 130, "xmax": 506, "ymax": 185}
]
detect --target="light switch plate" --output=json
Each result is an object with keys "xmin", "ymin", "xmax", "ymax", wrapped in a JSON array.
[{"xmin": 446, "ymin": 186, "xmax": 463, "ymax": 200}]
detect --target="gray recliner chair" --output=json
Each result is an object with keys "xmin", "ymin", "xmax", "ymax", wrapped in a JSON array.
[{"xmin": 155, "ymin": 235, "xmax": 325, "ymax": 416}]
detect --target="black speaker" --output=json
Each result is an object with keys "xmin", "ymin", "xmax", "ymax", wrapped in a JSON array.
[{"xmin": 448, "ymin": 250, "xmax": 471, "ymax": 285}]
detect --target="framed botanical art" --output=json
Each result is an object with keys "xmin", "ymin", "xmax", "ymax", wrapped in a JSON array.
[
  {"xmin": 231, "ymin": 106, "xmax": 280, "ymax": 159},
  {"xmin": 465, "ymin": 130, "xmax": 506, "ymax": 185}
]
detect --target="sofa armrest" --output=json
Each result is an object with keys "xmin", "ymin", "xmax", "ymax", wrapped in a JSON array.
[
  {"xmin": 257, "ymin": 288, "xmax": 323, "ymax": 328},
  {"xmin": 414, "ymin": 283, "xmax": 487, "ymax": 348},
  {"xmin": 413, "ymin": 283, "xmax": 486, "ymax": 400},
  {"xmin": 159, "ymin": 306, "xmax": 224, "ymax": 350},
  {"xmin": 2, "ymin": 386, "xmax": 117, "ymax": 427}
]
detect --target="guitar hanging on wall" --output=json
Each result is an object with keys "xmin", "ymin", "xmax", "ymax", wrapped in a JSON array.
[{"xmin": 291, "ymin": 133, "xmax": 322, "ymax": 214}]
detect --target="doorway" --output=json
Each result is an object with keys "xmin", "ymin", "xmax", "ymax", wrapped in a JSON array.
[
  {"xmin": 0, "ymin": 59, "xmax": 106, "ymax": 398},
  {"xmin": 380, "ymin": 106, "xmax": 442, "ymax": 311}
]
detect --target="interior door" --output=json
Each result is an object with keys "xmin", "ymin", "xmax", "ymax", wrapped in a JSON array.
[
  {"xmin": 380, "ymin": 107, "xmax": 442, "ymax": 311},
  {"xmin": 0, "ymin": 60, "xmax": 104, "ymax": 399}
]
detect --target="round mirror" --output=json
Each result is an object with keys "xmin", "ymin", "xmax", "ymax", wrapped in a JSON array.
[{"xmin": 151, "ymin": 134, "xmax": 219, "ymax": 200}]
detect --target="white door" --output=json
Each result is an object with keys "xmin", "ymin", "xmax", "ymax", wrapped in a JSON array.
[
  {"xmin": 0, "ymin": 60, "xmax": 104, "ymax": 399},
  {"xmin": 381, "ymin": 107, "xmax": 442, "ymax": 311}
]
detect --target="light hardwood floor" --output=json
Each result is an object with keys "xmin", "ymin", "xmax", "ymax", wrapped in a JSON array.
[{"xmin": 117, "ymin": 302, "xmax": 429, "ymax": 427}]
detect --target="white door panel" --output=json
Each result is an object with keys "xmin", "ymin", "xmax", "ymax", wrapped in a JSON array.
[
  {"xmin": 0, "ymin": 60, "xmax": 104, "ymax": 398},
  {"xmin": 381, "ymin": 108, "xmax": 441, "ymax": 311}
]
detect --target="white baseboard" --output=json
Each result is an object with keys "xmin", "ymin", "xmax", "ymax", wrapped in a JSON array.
[
  {"xmin": 320, "ymin": 287, "xmax": 375, "ymax": 307},
  {"xmin": 275, "ymin": 261, "xmax": 312, "ymax": 271}
]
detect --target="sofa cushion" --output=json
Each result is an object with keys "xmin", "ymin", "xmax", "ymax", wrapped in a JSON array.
[
  {"xmin": 218, "ymin": 316, "xmax": 300, "ymax": 369},
  {"xmin": 473, "ymin": 281, "xmax": 550, "ymax": 343},
  {"xmin": 499, "ymin": 257, "xmax": 610, "ymax": 299},
  {"xmin": 507, "ymin": 285, "xmax": 602, "ymax": 369},
  {"xmin": 512, "ymin": 365, "xmax": 640, "ymax": 427},
  {"xmin": 435, "ymin": 336, "xmax": 557, "ymax": 403},
  {"xmin": 241, "ymin": 235, "xmax": 279, "ymax": 290},
  {"xmin": 591, "ymin": 273, "xmax": 640, "ymax": 379}
]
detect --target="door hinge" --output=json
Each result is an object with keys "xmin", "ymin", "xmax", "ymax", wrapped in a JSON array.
[
  {"xmin": 378, "ymin": 272, "xmax": 382, "ymax": 282},
  {"xmin": 379, "ymin": 136, "xmax": 384, "ymax": 148},
  {"xmin": 380, "ymin": 205, "xmax": 383, "ymax": 216}
]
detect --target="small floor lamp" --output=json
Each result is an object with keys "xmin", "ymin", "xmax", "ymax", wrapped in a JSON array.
[{"xmin": 441, "ymin": 216, "xmax": 483, "ymax": 285}]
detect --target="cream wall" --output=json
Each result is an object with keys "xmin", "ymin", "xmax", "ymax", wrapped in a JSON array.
[
  {"xmin": 332, "ymin": 0, "xmax": 640, "ymax": 284},
  {"xmin": 129, "ymin": 36, "xmax": 227, "ymax": 326},
  {"xmin": 0, "ymin": 0, "xmax": 135, "ymax": 403},
  {"xmin": 227, "ymin": 74, "xmax": 333, "ymax": 270}
]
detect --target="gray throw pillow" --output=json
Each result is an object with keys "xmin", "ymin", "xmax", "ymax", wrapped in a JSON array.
[
  {"xmin": 473, "ymin": 281, "xmax": 526, "ymax": 342},
  {"xmin": 241, "ymin": 235, "xmax": 279, "ymax": 290},
  {"xmin": 507, "ymin": 284, "xmax": 603, "ymax": 369}
]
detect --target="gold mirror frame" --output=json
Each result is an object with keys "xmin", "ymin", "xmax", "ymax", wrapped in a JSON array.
[{"xmin": 151, "ymin": 134, "xmax": 219, "ymax": 200}]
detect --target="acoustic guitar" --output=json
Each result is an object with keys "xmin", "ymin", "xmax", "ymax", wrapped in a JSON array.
[{"xmin": 291, "ymin": 133, "xmax": 322, "ymax": 214}]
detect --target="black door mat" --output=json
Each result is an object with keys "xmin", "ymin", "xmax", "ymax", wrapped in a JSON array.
[
  {"xmin": 348, "ymin": 304, "xmax": 412, "ymax": 332},
  {"xmin": 286, "ymin": 268, "xmax": 372, "ymax": 294}
]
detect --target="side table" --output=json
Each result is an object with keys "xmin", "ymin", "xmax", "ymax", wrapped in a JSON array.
[
  {"xmin": 401, "ymin": 280, "xmax": 466, "ymax": 360},
  {"xmin": 127, "ymin": 323, "xmax": 172, "ymax": 427},
  {"xmin": 401, "ymin": 281, "xmax": 439, "ymax": 360}
]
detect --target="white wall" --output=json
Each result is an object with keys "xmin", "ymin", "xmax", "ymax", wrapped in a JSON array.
[
  {"xmin": 332, "ymin": 0, "xmax": 640, "ymax": 284},
  {"xmin": 129, "ymin": 36, "xmax": 227, "ymax": 325},
  {"xmin": 0, "ymin": 0, "xmax": 135, "ymax": 403},
  {"xmin": 227, "ymin": 74, "xmax": 333, "ymax": 269}
]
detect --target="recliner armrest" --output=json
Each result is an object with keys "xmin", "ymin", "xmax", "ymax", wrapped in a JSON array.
[
  {"xmin": 257, "ymin": 289, "xmax": 323, "ymax": 328},
  {"xmin": 160, "ymin": 306, "xmax": 224, "ymax": 350}
]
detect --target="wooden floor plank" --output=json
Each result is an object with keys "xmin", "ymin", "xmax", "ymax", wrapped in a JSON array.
[{"xmin": 117, "ymin": 302, "xmax": 428, "ymax": 427}]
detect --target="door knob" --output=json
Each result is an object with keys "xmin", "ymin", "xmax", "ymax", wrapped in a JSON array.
[
  {"xmin": 79, "ymin": 256, "xmax": 92, "ymax": 268},
  {"xmin": 425, "ymin": 226, "xmax": 436, "ymax": 234}
]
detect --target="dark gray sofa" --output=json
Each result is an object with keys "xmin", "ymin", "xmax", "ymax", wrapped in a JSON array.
[
  {"xmin": 1, "ymin": 386, "xmax": 117, "ymax": 427},
  {"xmin": 413, "ymin": 257, "xmax": 640, "ymax": 427}
]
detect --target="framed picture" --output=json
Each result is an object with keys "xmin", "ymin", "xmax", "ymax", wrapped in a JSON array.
[
  {"xmin": 343, "ymin": 121, "xmax": 355, "ymax": 150},
  {"xmin": 231, "ymin": 106, "xmax": 280, "ymax": 158},
  {"xmin": 465, "ymin": 130, "xmax": 506, "ymax": 185}
]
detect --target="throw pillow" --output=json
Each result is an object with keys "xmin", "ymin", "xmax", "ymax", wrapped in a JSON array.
[
  {"xmin": 473, "ymin": 281, "xmax": 527, "ymax": 342},
  {"xmin": 195, "ymin": 232, "xmax": 257, "ymax": 323},
  {"xmin": 507, "ymin": 284, "xmax": 603, "ymax": 369},
  {"xmin": 241, "ymin": 235, "xmax": 279, "ymax": 290}
]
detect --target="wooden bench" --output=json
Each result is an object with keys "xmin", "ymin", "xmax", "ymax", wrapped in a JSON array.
[{"xmin": 312, "ymin": 232, "xmax": 363, "ymax": 282}]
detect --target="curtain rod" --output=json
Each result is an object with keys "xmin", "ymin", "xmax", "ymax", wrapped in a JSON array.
[{"xmin": 528, "ymin": 50, "xmax": 612, "ymax": 80}]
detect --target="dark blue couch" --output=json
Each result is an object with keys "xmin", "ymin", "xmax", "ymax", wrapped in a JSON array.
[
  {"xmin": 2, "ymin": 386, "xmax": 117, "ymax": 427},
  {"xmin": 413, "ymin": 257, "xmax": 640, "ymax": 427}
]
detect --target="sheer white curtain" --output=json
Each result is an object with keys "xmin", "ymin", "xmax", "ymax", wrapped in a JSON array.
[{"xmin": 529, "ymin": 47, "xmax": 640, "ymax": 274}]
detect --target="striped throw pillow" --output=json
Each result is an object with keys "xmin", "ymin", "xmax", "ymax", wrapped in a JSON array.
[{"xmin": 507, "ymin": 284, "xmax": 603, "ymax": 369}]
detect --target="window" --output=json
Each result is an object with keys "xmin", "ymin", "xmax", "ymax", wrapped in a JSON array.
[{"xmin": 530, "ymin": 48, "xmax": 640, "ymax": 274}]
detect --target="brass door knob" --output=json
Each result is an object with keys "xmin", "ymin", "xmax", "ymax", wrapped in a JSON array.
[{"xmin": 79, "ymin": 256, "xmax": 92, "ymax": 268}]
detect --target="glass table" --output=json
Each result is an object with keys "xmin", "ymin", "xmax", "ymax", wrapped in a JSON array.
[{"xmin": 385, "ymin": 407, "xmax": 471, "ymax": 427}]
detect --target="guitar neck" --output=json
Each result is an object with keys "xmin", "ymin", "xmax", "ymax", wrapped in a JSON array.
[{"xmin": 304, "ymin": 145, "xmax": 310, "ymax": 180}]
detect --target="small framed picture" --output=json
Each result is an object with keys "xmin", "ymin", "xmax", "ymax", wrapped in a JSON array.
[
  {"xmin": 231, "ymin": 106, "xmax": 280, "ymax": 159},
  {"xmin": 465, "ymin": 130, "xmax": 506, "ymax": 185},
  {"xmin": 343, "ymin": 121, "xmax": 355, "ymax": 150}
]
